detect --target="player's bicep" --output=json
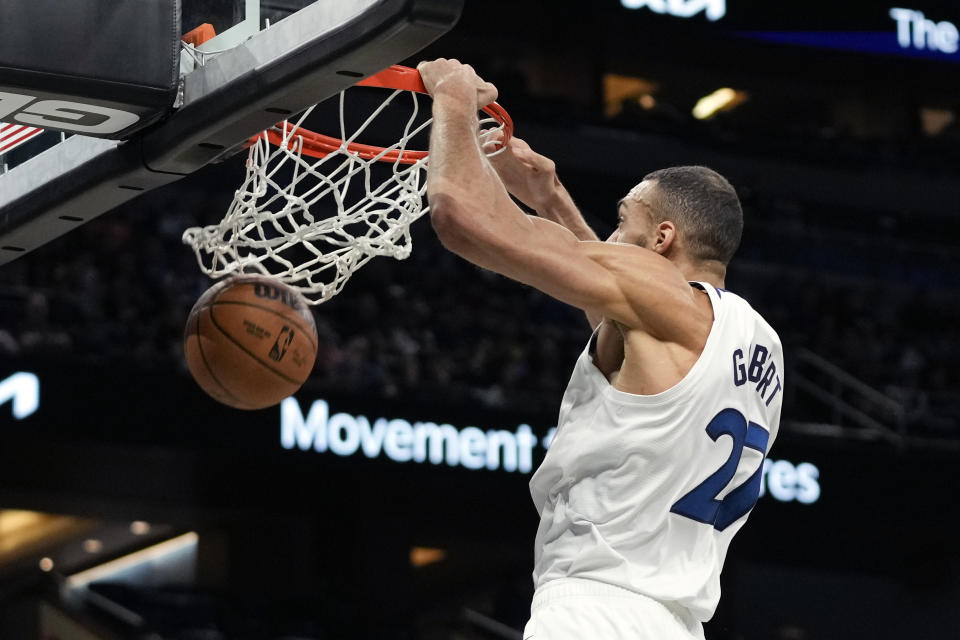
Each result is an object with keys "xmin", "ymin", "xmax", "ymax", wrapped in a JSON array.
[
  {"xmin": 497, "ymin": 223, "xmax": 700, "ymax": 340},
  {"xmin": 500, "ymin": 218, "xmax": 639, "ymax": 326},
  {"xmin": 429, "ymin": 192, "xmax": 688, "ymax": 334},
  {"xmin": 469, "ymin": 217, "xmax": 648, "ymax": 327},
  {"xmin": 431, "ymin": 203, "xmax": 609, "ymax": 313}
]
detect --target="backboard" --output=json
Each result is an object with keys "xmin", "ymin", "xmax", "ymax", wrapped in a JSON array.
[{"xmin": 0, "ymin": 0, "xmax": 463, "ymax": 264}]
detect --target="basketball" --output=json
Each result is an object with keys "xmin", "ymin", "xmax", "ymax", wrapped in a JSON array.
[{"xmin": 184, "ymin": 275, "xmax": 318, "ymax": 410}]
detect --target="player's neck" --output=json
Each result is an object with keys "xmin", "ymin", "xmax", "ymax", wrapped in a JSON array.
[{"xmin": 678, "ymin": 259, "xmax": 726, "ymax": 289}]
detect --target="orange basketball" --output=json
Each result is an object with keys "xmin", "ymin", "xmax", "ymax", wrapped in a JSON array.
[{"xmin": 184, "ymin": 275, "xmax": 318, "ymax": 410}]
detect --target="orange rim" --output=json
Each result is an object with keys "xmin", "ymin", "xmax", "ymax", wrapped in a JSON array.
[{"xmin": 255, "ymin": 64, "xmax": 514, "ymax": 164}]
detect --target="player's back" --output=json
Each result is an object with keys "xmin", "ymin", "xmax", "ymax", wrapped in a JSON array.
[{"xmin": 529, "ymin": 282, "xmax": 784, "ymax": 621}]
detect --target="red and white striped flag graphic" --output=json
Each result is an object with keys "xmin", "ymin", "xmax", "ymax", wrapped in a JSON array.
[{"xmin": 0, "ymin": 122, "xmax": 45, "ymax": 155}]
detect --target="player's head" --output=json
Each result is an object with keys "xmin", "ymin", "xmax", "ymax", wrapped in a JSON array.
[{"xmin": 617, "ymin": 166, "xmax": 743, "ymax": 267}]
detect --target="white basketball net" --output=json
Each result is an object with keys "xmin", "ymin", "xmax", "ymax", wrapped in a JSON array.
[{"xmin": 182, "ymin": 87, "xmax": 506, "ymax": 305}]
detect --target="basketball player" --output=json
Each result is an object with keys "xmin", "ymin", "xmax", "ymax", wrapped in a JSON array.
[{"xmin": 417, "ymin": 59, "xmax": 784, "ymax": 639}]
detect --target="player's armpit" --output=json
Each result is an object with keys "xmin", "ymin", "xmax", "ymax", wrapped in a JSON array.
[{"xmin": 592, "ymin": 319, "xmax": 625, "ymax": 378}]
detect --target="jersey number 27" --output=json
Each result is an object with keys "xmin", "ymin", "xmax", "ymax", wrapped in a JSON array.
[{"xmin": 670, "ymin": 408, "xmax": 770, "ymax": 532}]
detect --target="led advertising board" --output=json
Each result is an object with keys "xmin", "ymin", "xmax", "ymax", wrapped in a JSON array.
[{"xmin": 618, "ymin": 0, "xmax": 960, "ymax": 63}]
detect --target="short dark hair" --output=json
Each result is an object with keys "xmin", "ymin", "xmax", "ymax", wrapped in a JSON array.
[{"xmin": 642, "ymin": 166, "xmax": 743, "ymax": 265}]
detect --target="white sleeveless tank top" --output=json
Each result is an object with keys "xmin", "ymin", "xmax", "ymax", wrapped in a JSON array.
[{"xmin": 529, "ymin": 283, "xmax": 784, "ymax": 621}]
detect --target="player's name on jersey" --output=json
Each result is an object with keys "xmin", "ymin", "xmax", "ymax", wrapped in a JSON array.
[{"xmin": 733, "ymin": 343, "xmax": 783, "ymax": 407}]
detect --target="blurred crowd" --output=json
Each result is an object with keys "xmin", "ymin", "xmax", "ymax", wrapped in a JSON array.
[{"xmin": 0, "ymin": 157, "xmax": 957, "ymax": 437}]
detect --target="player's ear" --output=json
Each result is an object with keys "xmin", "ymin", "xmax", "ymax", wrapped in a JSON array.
[{"xmin": 653, "ymin": 221, "xmax": 676, "ymax": 254}]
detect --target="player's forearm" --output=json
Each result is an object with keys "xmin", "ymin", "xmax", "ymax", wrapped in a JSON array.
[
  {"xmin": 535, "ymin": 185, "xmax": 599, "ymax": 242},
  {"xmin": 427, "ymin": 93, "xmax": 532, "ymax": 261},
  {"xmin": 427, "ymin": 92, "xmax": 486, "ymax": 190},
  {"xmin": 533, "ymin": 182, "xmax": 601, "ymax": 325}
]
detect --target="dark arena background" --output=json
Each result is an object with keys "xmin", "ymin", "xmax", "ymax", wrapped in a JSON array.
[{"xmin": 1, "ymin": 1, "xmax": 959, "ymax": 638}]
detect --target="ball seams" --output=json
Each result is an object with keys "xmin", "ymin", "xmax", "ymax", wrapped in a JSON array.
[{"xmin": 194, "ymin": 308, "xmax": 251, "ymax": 409}]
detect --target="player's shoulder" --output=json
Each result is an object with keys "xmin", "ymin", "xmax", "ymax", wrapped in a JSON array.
[{"xmin": 711, "ymin": 285, "xmax": 784, "ymax": 350}]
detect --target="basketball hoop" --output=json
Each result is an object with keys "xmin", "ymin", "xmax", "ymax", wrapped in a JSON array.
[{"xmin": 182, "ymin": 64, "xmax": 514, "ymax": 305}]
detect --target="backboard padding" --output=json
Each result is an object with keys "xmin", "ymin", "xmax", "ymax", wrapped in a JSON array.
[{"xmin": 0, "ymin": 0, "xmax": 463, "ymax": 264}]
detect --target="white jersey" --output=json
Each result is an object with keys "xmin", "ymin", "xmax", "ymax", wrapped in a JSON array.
[{"xmin": 529, "ymin": 282, "xmax": 784, "ymax": 622}]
